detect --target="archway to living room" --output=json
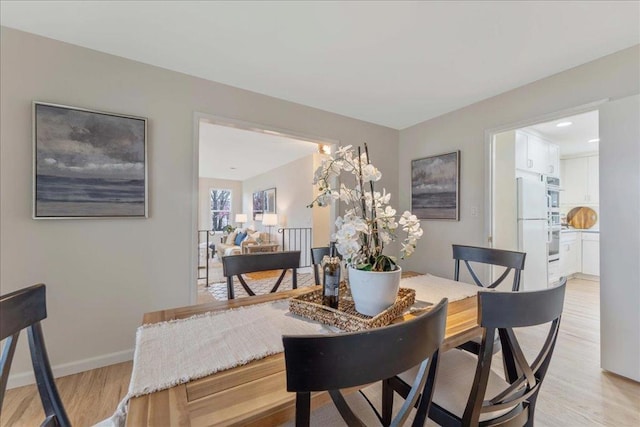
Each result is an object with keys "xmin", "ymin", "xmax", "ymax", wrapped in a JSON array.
[{"xmin": 191, "ymin": 114, "xmax": 338, "ymax": 304}]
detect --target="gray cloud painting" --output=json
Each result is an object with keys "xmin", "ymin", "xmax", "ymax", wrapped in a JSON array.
[
  {"xmin": 34, "ymin": 103, "xmax": 147, "ymax": 217},
  {"xmin": 411, "ymin": 151, "xmax": 459, "ymax": 220}
]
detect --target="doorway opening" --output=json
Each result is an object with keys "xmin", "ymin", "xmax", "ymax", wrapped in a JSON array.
[
  {"xmin": 490, "ymin": 110, "xmax": 600, "ymax": 292},
  {"xmin": 192, "ymin": 115, "xmax": 338, "ymax": 304}
]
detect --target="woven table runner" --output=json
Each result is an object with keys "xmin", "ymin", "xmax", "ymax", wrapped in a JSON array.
[
  {"xmin": 97, "ymin": 300, "xmax": 329, "ymax": 427},
  {"xmin": 401, "ymin": 273, "xmax": 483, "ymax": 304},
  {"xmin": 129, "ymin": 300, "xmax": 327, "ymax": 397}
]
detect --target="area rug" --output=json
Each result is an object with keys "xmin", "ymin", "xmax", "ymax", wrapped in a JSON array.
[{"xmin": 208, "ymin": 271, "xmax": 316, "ymax": 301}]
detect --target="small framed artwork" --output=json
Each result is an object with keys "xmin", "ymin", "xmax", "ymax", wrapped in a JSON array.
[
  {"xmin": 252, "ymin": 190, "xmax": 264, "ymax": 220},
  {"xmin": 411, "ymin": 150, "xmax": 460, "ymax": 220},
  {"xmin": 264, "ymin": 187, "xmax": 277, "ymax": 214},
  {"xmin": 33, "ymin": 102, "xmax": 147, "ymax": 218}
]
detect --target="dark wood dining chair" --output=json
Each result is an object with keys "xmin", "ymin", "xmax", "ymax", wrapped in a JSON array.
[
  {"xmin": 453, "ymin": 244, "xmax": 526, "ymax": 355},
  {"xmin": 453, "ymin": 244, "xmax": 526, "ymax": 291},
  {"xmin": 283, "ymin": 298, "xmax": 448, "ymax": 427},
  {"xmin": 0, "ymin": 284, "xmax": 71, "ymax": 427},
  {"xmin": 310, "ymin": 247, "xmax": 342, "ymax": 285},
  {"xmin": 393, "ymin": 278, "xmax": 566, "ymax": 427},
  {"xmin": 222, "ymin": 251, "xmax": 301, "ymax": 299}
]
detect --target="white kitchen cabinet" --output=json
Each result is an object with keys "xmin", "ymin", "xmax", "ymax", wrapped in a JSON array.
[
  {"xmin": 560, "ymin": 231, "xmax": 581, "ymax": 277},
  {"xmin": 582, "ymin": 233, "xmax": 600, "ymax": 276},
  {"xmin": 515, "ymin": 131, "xmax": 529, "ymax": 171},
  {"xmin": 548, "ymin": 143, "xmax": 560, "ymax": 178},
  {"xmin": 561, "ymin": 155, "xmax": 599, "ymax": 205},
  {"xmin": 515, "ymin": 131, "xmax": 559, "ymax": 177},
  {"xmin": 527, "ymin": 135, "xmax": 548, "ymax": 175}
]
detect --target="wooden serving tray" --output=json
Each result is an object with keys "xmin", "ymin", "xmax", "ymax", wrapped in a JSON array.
[{"xmin": 289, "ymin": 285, "xmax": 416, "ymax": 332}]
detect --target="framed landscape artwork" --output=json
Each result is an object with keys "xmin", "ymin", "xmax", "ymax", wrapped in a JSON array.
[
  {"xmin": 252, "ymin": 187, "xmax": 277, "ymax": 219},
  {"xmin": 264, "ymin": 187, "xmax": 276, "ymax": 214},
  {"xmin": 33, "ymin": 102, "xmax": 147, "ymax": 218},
  {"xmin": 252, "ymin": 190, "xmax": 264, "ymax": 220},
  {"xmin": 411, "ymin": 151, "xmax": 460, "ymax": 220}
]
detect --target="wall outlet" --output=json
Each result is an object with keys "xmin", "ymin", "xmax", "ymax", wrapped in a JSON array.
[{"xmin": 471, "ymin": 206, "xmax": 479, "ymax": 217}]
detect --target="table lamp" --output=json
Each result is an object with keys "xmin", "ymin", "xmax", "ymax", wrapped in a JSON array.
[
  {"xmin": 235, "ymin": 213, "xmax": 247, "ymax": 228},
  {"xmin": 262, "ymin": 213, "xmax": 278, "ymax": 243}
]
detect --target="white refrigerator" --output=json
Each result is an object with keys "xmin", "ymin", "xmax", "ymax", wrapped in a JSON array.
[{"xmin": 517, "ymin": 177, "xmax": 549, "ymax": 291}]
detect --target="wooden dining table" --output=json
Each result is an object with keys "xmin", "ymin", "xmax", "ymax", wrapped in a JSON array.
[{"xmin": 126, "ymin": 273, "xmax": 481, "ymax": 426}]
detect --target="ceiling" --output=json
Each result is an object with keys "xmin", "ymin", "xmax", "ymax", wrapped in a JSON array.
[
  {"xmin": 1, "ymin": 2, "xmax": 638, "ymax": 129},
  {"xmin": 199, "ymin": 123, "xmax": 319, "ymax": 181},
  {"xmin": 524, "ymin": 110, "xmax": 599, "ymax": 157}
]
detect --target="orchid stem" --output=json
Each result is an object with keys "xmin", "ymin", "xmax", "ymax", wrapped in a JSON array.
[
  {"xmin": 364, "ymin": 143, "xmax": 380, "ymax": 256},
  {"xmin": 357, "ymin": 146, "xmax": 370, "ymax": 260}
]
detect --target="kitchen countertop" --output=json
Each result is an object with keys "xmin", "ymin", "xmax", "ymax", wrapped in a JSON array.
[{"xmin": 561, "ymin": 228, "xmax": 599, "ymax": 233}]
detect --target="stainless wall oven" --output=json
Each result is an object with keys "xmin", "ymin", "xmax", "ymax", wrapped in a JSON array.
[
  {"xmin": 548, "ymin": 228, "xmax": 560, "ymax": 261},
  {"xmin": 546, "ymin": 176, "xmax": 561, "ymax": 212},
  {"xmin": 546, "ymin": 176, "xmax": 561, "ymax": 263}
]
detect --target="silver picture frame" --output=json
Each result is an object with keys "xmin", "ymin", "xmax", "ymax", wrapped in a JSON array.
[
  {"xmin": 33, "ymin": 102, "xmax": 148, "ymax": 219},
  {"xmin": 411, "ymin": 150, "xmax": 460, "ymax": 220}
]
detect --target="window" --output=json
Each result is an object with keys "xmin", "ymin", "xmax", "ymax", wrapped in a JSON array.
[{"xmin": 210, "ymin": 189, "xmax": 232, "ymax": 231}]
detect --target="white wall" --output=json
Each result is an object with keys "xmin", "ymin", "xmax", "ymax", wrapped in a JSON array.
[
  {"xmin": 0, "ymin": 27, "xmax": 398, "ymax": 386},
  {"xmin": 312, "ymin": 153, "xmax": 332, "ymax": 247},
  {"xmin": 599, "ymin": 94, "xmax": 640, "ymax": 381},
  {"xmin": 398, "ymin": 45, "xmax": 639, "ymax": 279},
  {"xmin": 198, "ymin": 177, "xmax": 243, "ymax": 230},
  {"xmin": 492, "ymin": 131, "xmax": 519, "ymax": 252}
]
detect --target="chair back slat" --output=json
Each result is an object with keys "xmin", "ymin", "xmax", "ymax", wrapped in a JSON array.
[
  {"xmin": 222, "ymin": 251, "xmax": 300, "ymax": 276},
  {"xmin": 478, "ymin": 280, "xmax": 566, "ymax": 328},
  {"xmin": 0, "ymin": 284, "xmax": 71, "ymax": 427},
  {"xmin": 0, "ymin": 284, "xmax": 47, "ymax": 341},
  {"xmin": 453, "ymin": 245, "xmax": 526, "ymax": 269},
  {"xmin": 284, "ymin": 299, "xmax": 448, "ymax": 427},
  {"xmin": 453, "ymin": 244, "xmax": 526, "ymax": 291}
]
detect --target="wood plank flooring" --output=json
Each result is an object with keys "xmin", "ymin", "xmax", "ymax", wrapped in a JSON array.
[
  {"xmin": 1, "ymin": 360, "xmax": 131, "ymax": 426},
  {"xmin": 2, "ymin": 278, "xmax": 639, "ymax": 426}
]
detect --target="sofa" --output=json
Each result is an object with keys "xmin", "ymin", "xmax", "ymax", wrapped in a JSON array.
[{"xmin": 216, "ymin": 229, "xmax": 270, "ymax": 258}]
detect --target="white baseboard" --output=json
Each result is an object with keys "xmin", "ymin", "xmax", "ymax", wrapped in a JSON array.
[
  {"xmin": 7, "ymin": 348, "xmax": 134, "ymax": 389},
  {"xmin": 575, "ymin": 273, "xmax": 600, "ymax": 282}
]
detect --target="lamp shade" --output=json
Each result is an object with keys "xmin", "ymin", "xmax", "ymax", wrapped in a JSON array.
[
  {"xmin": 235, "ymin": 213, "xmax": 248, "ymax": 223},
  {"xmin": 262, "ymin": 213, "xmax": 278, "ymax": 226}
]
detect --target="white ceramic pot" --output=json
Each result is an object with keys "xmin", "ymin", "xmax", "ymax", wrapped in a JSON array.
[{"xmin": 348, "ymin": 266, "xmax": 402, "ymax": 316}]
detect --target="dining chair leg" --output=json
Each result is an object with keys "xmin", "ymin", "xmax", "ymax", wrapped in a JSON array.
[
  {"xmin": 295, "ymin": 392, "xmax": 311, "ymax": 427},
  {"xmin": 382, "ymin": 378, "xmax": 393, "ymax": 426},
  {"xmin": 226, "ymin": 277, "xmax": 235, "ymax": 300}
]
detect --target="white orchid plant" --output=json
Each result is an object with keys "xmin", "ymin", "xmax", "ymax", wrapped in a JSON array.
[{"xmin": 309, "ymin": 143, "xmax": 423, "ymax": 272}]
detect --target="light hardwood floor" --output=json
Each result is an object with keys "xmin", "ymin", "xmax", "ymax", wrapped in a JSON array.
[{"xmin": 2, "ymin": 278, "xmax": 639, "ymax": 426}]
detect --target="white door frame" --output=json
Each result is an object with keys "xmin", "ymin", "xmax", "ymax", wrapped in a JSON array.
[
  {"xmin": 483, "ymin": 99, "xmax": 608, "ymax": 284},
  {"xmin": 190, "ymin": 112, "xmax": 340, "ymax": 304}
]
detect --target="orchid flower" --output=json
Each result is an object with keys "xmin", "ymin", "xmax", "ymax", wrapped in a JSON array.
[{"xmin": 309, "ymin": 144, "xmax": 423, "ymax": 271}]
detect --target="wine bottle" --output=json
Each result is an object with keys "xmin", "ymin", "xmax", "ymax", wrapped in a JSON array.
[{"xmin": 322, "ymin": 242, "xmax": 341, "ymax": 309}]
